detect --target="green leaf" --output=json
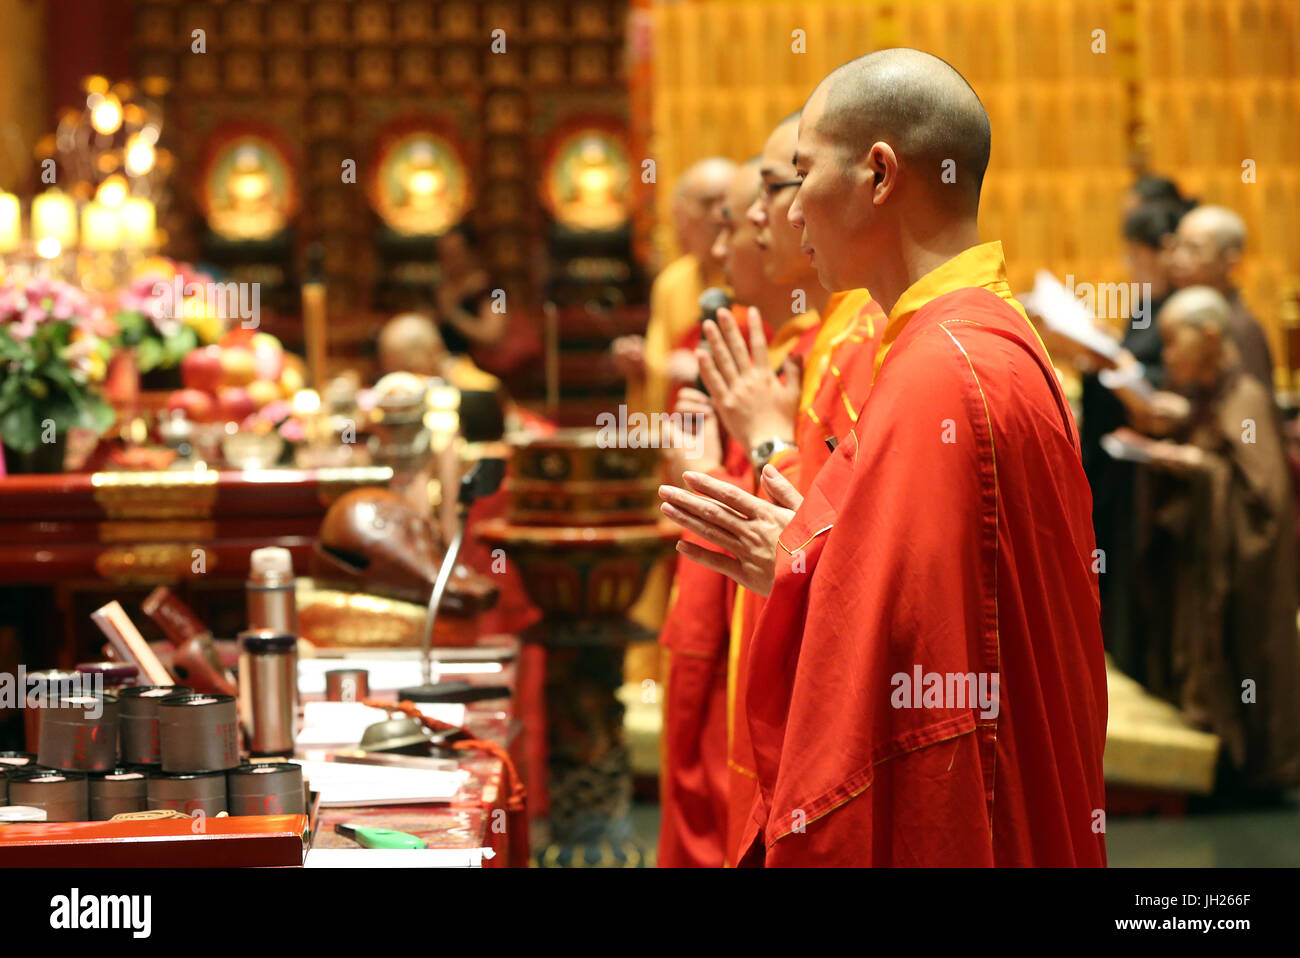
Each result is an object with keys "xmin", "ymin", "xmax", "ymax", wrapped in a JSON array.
[
  {"xmin": 78, "ymin": 397, "xmax": 116, "ymax": 434},
  {"xmin": 0, "ymin": 403, "xmax": 38, "ymax": 454}
]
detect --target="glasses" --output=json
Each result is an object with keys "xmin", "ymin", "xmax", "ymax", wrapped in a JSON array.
[{"xmin": 761, "ymin": 178, "xmax": 802, "ymax": 198}]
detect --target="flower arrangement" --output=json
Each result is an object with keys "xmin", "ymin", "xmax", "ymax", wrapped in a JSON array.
[
  {"xmin": 114, "ymin": 260, "xmax": 223, "ymax": 372},
  {"xmin": 0, "ymin": 275, "xmax": 115, "ymax": 456}
]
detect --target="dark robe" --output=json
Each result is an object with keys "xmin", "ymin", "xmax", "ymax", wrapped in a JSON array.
[
  {"xmin": 1080, "ymin": 294, "xmax": 1168, "ymax": 681},
  {"xmin": 1223, "ymin": 289, "xmax": 1274, "ymax": 392},
  {"xmin": 1136, "ymin": 369, "xmax": 1300, "ymax": 790}
]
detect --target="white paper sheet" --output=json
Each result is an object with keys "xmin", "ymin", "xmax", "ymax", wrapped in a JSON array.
[
  {"xmin": 1020, "ymin": 270, "xmax": 1123, "ymax": 361},
  {"xmin": 304, "ymin": 847, "xmax": 494, "ymax": 868},
  {"xmin": 295, "ymin": 759, "xmax": 467, "ymax": 806}
]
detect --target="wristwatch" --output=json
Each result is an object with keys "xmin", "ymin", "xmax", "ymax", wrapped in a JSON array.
[{"xmin": 749, "ymin": 437, "xmax": 796, "ymax": 471}]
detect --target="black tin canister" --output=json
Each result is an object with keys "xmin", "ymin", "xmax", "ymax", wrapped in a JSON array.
[
  {"xmin": 226, "ymin": 762, "xmax": 305, "ymax": 816},
  {"xmin": 147, "ymin": 770, "xmax": 228, "ymax": 817},
  {"xmin": 158, "ymin": 693, "xmax": 240, "ymax": 773},
  {"xmin": 8, "ymin": 767, "xmax": 89, "ymax": 822},
  {"xmin": 118, "ymin": 686, "xmax": 192, "ymax": 766},
  {"xmin": 88, "ymin": 767, "xmax": 149, "ymax": 820},
  {"xmin": 22, "ymin": 670, "xmax": 80, "ymax": 754},
  {"xmin": 37, "ymin": 693, "xmax": 119, "ymax": 772}
]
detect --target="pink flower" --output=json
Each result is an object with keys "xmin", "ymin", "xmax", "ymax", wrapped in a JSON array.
[
  {"xmin": 9, "ymin": 315, "xmax": 37, "ymax": 341},
  {"xmin": 278, "ymin": 417, "xmax": 306, "ymax": 443},
  {"xmin": 25, "ymin": 276, "xmax": 51, "ymax": 302},
  {"xmin": 51, "ymin": 288, "xmax": 76, "ymax": 320}
]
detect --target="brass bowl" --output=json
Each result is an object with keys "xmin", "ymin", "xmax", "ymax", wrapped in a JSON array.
[{"xmin": 505, "ymin": 429, "xmax": 661, "ymax": 526}]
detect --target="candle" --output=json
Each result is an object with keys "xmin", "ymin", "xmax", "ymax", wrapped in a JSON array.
[
  {"xmin": 31, "ymin": 190, "xmax": 77, "ymax": 247},
  {"xmin": 81, "ymin": 202, "xmax": 121, "ymax": 252},
  {"xmin": 0, "ymin": 192, "xmax": 19, "ymax": 253},
  {"xmin": 301, "ymin": 281, "xmax": 327, "ymax": 388},
  {"xmin": 120, "ymin": 197, "xmax": 156, "ymax": 248}
]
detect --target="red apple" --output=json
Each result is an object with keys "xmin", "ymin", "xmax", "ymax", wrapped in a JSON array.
[
  {"xmin": 219, "ymin": 327, "xmax": 257, "ymax": 350},
  {"xmin": 217, "ymin": 386, "xmax": 257, "ymax": 424},
  {"xmin": 166, "ymin": 388, "xmax": 216, "ymax": 423},
  {"xmin": 181, "ymin": 345, "xmax": 224, "ymax": 394}
]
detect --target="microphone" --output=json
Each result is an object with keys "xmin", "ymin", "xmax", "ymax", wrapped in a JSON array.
[
  {"xmin": 695, "ymin": 288, "xmax": 732, "ymax": 395},
  {"xmin": 698, "ymin": 287, "xmax": 732, "ymax": 324}
]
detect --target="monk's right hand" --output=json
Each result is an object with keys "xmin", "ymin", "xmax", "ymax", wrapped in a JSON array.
[{"xmin": 657, "ymin": 466, "xmax": 802, "ymax": 596}]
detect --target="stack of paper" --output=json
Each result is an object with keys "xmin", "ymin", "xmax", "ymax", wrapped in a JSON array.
[{"xmin": 296, "ymin": 759, "xmax": 467, "ymax": 806}]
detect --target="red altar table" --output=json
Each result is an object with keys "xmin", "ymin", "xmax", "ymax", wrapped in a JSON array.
[{"xmin": 0, "ymin": 466, "xmax": 393, "ymax": 666}]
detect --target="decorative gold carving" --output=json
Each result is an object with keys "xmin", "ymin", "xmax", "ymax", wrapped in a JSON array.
[
  {"xmin": 91, "ymin": 471, "xmax": 220, "ymax": 519},
  {"xmin": 98, "ymin": 521, "xmax": 217, "ymax": 543},
  {"xmin": 94, "ymin": 544, "xmax": 213, "ymax": 584}
]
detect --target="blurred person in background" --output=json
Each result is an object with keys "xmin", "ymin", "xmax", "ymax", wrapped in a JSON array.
[
  {"xmin": 434, "ymin": 225, "xmax": 508, "ymax": 356},
  {"xmin": 1135, "ymin": 286, "xmax": 1300, "ymax": 803},
  {"xmin": 1080, "ymin": 198, "xmax": 1187, "ymax": 678},
  {"xmin": 1170, "ymin": 205, "xmax": 1274, "ymax": 392},
  {"xmin": 612, "ymin": 157, "xmax": 736, "ymax": 417}
]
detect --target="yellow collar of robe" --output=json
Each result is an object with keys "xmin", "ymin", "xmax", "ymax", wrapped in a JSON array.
[{"xmin": 873, "ymin": 240, "xmax": 1040, "ymax": 378}]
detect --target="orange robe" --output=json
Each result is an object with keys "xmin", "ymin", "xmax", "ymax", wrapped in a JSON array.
[
  {"xmin": 738, "ymin": 243, "xmax": 1108, "ymax": 866},
  {"xmin": 656, "ymin": 305, "xmax": 815, "ymax": 868},
  {"xmin": 723, "ymin": 289, "xmax": 884, "ymax": 864}
]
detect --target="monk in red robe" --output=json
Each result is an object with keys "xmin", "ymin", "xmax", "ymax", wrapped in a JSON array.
[
  {"xmin": 656, "ymin": 144, "xmax": 879, "ymax": 866},
  {"xmin": 655, "ymin": 159, "xmax": 773, "ymax": 868},
  {"xmin": 692, "ymin": 114, "xmax": 884, "ymax": 864},
  {"xmin": 659, "ymin": 49, "xmax": 1108, "ymax": 867}
]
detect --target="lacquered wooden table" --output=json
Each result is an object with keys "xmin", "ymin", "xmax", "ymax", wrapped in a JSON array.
[{"xmin": 0, "ymin": 466, "xmax": 393, "ymax": 668}]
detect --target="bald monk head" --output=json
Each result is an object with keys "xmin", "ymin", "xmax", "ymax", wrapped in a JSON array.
[
  {"xmin": 747, "ymin": 113, "xmax": 824, "ymax": 300},
  {"xmin": 1170, "ymin": 205, "xmax": 1246, "ymax": 293},
  {"xmin": 789, "ymin": 48, "xmax": 991, "ymax": 309},
  {"xmin": 378, "ymin": 313, "xmax": 446, "ymax": 378},
  {"xmin": 711, "ymin": 158, "xmax": 791, "ymax": 321},
  {"xmin": 672, "ymin": 157, "xmax": 736, "ymax": 269},
  {"xmin": 1158, "ymin": 285, "xmax": 1235, "ymax": 390}
]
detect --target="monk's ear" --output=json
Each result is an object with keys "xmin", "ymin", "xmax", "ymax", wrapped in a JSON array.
[{"xmin": 865, "ymin": 142, "xmax": 899, "ymax": 205}]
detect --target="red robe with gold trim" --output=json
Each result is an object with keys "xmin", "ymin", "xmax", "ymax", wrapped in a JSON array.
[
  {"xmin": 739, "ymin": 283, "xmax": 1108, "ymax": 867},
  {"xmin": 655, "ymin": 305, "xmax": 786, "ymax": 868},
  {"xmin": 724, "ymin": 291, "xmax": 883, "ymax": 864}
]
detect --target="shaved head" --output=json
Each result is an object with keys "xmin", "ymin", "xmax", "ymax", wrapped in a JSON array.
[
  {"xmin": 1159, "ymin": 285, "xmax": 1231, "ymax": 332},
  {"xmin": 750, "ymin": 113, "xmax": 819, "ymax": 288},
  {"xmin": 379, "ymin": 313, "xmax": 445, "ymax": 377},
  {"xmin": 813, "ymin": 48, "xmax": 991, "ymax": 207},
  {"xmin": 1159, "ymin": 285, "xmax": 1233, "ymax": 387},
  {"xmin": 786, "ymin": 49, "xmax": 991, "ymax": 301},
  {"xmin": 1179, "ymin": 205, "xmax": 1246, "ymax": 254},
  {"xmin": 674, "ymin": 157, "xmax": 737, "ymax": 202},
  {"xmin": 673, "ymin": 156, "xmax": 737, "ymax": 267},
  {"xmin": 713, "ymin": 157, "xmax": 788, "ymax": 314},
  {"xmin": 1170, "ymin": 204, "xmax": 1247, "ymax": 291}
]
